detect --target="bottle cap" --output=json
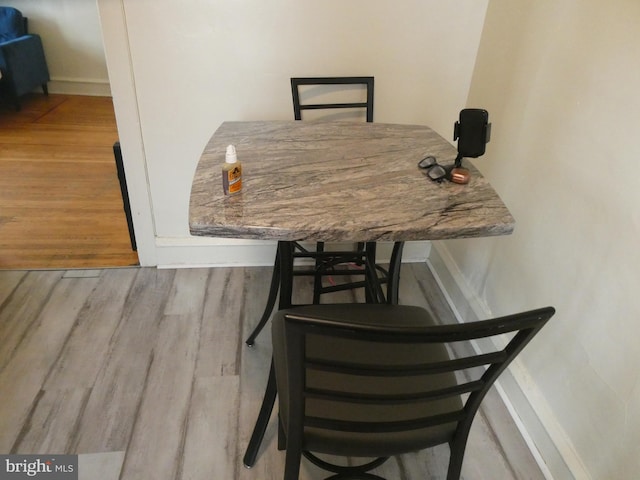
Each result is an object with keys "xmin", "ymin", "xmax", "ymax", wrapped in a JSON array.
[{"xmin": 225, "ymin": 144, "xmax": 237, "ymax": 164}]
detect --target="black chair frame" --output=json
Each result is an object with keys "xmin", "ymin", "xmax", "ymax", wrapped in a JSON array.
[
  {"xmin": 291, "ymin": 76, "xmax": 374, "ymax": 122},
  {"xmin": 244, "ymin": 305, "xmax": 555, "ymax": 480}
]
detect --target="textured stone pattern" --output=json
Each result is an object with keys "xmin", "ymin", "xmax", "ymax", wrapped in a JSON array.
[{"xmin": 190, "ymin": 121, "xmax": 514, "ymax": 242}]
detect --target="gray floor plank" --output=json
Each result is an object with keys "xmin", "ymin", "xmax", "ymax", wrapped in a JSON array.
[
  {"xmin": 44, "ymin": 268, "xmax": 138, "ymax": 390},
  {"xmin": 180, "ymin": 375, "xmax": 240, "ymax": 480},
  {"xmin": 0, "ymin": 275, "xmax": 99, "ymax": 452},
  {"xmin": 396, "ymin": 447, "xmax": 453, "ymax": 479},
  {"xmin": 78, "ymin": 452, "xmax": 125, "ymax": 480},
  {"xmin": 0, "ymin": 263, "xmax": 546, "ymax": 480},
  {"xmin": 463, "ymin": 409, "xmax": 521, "ymax": 479},
  {"xmin": 71, "ymin": 268, "xmax": 175, "ymax": 453},
  {"xmin": 63, "ymin": 270, "xmax": 103, "ymax": 279},
  {"xmin": 12, "ymin": 387, "xmax": 91, "ymax": 454},
  {"xmin": 118, "ymin": 313, "xmax": 200, "ymax": 480},
  {"xmin": 0, "ymin": 270, "xmax": 27, "ymax": 306},
  {"xmin": 196, "ymin": 267, "xmax": 245, "ymax": 377},
  {"xmin": 0, "ymin": 270, "xmax": 66, "ymax": 372},
  {"xmin": 119, "ymin": 268, "xmax": 210, "ymax": 480},
  {"xmin": 164, "ymin": 268, "xmax": 211, "ymax": 316}
]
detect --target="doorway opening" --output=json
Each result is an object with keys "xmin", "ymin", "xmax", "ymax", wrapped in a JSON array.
[{"xmin": 0, "ymin": 93, "xmax": 139, "ymax": 269}]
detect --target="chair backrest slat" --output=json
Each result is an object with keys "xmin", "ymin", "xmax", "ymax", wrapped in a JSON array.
[
  {"xmin": 291, "ymin": 76, "xmax": 374, "ymax": 122},
  {"xmin": 299, "ymin": 102, "xmax": 370, "ymax": 111},
  {"xmin": 305, "ymin": 409, "xmax": 468, "ymax": 434},
  {"xmin": 307, "ymin": 350, "xmax": 508, "ymax": 377},
  {"xmin": 306, "ymin": 379, "xmax": 484, "ymax": 405}
]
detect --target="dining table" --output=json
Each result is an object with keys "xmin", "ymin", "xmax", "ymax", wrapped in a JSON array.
[
  {"xmin": 190, "ymin": 120, "xmax": 514, "ymax": 306},
  {"xmin": 188, "ymin": 119, "xmax": 515, "ymax": 467}
]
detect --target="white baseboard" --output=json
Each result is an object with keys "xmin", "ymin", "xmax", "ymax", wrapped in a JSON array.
[
  {"xmin": 155, "ymin": 237, "xmax": 278, "ymax": 269},
  {"xmin": 47, "ymin": 77, "xmax": 111, "ymax": 96},
  {"xmin": 154, "ymin": 237, "xmax": 431, "ymax": 269},
  {"xmin": 428, "ymin": 242, "xmax": 589, "ymax": 480}
]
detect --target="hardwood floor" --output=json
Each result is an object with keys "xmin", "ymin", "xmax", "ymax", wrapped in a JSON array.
[
  {"xmin": 0, "ymin": 94, "xmax": 139, "ymax": 270},
  {"xmin": 0, "ymin": 263, "xmax": 545, "ymax": 480}
]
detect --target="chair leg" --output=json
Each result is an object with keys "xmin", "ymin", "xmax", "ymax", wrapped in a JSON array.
[
  {"xmin": 277, "ymin": 414, "xmax": 286, "ymax": 451},
  {"xmin": 42, "ymin": 84, "xmax": 49, "ymax": 96},
  {"xmin": 245, "ymin": 249, "xmax": 280, "ymax": 346},
  {"xmin": 283, "ymin": 433, "xmax": 303, "ymax": 480},
  {"xmin": 446, "ymin": 428, "xmax": 473, "ymax": 480},
  {"xmin": 446, "ymin": 446, "xmax": 464, "ymax": 480},
  {"xmin": 312, "ymin": 242, "xmax": 325, "ymax": 304},
  {"xmin": 243, "ymin": 361, "xmax": 277, "ymax": 468}
]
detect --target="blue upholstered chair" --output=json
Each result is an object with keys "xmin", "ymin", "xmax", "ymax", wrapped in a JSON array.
[{"xmin": 0, "ymin": 7, "xmax": 50, "ymax": 110}]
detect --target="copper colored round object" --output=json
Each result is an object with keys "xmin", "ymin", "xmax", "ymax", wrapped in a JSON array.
[{"xmin": 450, "ymin": 167, "xmax": 470, "ymax": 184}]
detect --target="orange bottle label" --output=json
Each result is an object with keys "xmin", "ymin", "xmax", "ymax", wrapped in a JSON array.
[{"xmin": 226, "ymin": 165, "xmax": 242, "ymax": 194}]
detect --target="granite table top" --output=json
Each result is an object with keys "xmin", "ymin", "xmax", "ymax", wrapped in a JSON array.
[{"xmin": 189, "ymin": 121, "xmax": 514, "ymax": 242}]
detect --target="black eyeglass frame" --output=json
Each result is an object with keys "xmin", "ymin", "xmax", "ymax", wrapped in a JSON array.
[{"xmin": 418, "ymin": 156, "xmax": 451, "ymax": 183}]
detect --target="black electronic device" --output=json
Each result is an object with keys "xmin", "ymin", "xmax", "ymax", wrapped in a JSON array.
[{"xmin": 453, "ymin": 108, "xmax": 491, "ymax": 159}]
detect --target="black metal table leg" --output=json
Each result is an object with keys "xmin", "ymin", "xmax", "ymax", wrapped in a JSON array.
[
  {"xmin": 386, "ymin": 241, "xmax": 405, "ymax": 305},
  {"xmin": 364, "ymin": 242, "xmax": 377, "ymax": 303},
  {"xmin": 278, "ymin": 241, "xmax": 294, "ymax": 309},
  {"xmin": 312, "ymin": 241, "xmax": 324, "ymax": 304},
  {"xmin": 244, "ymin": 241, "xmax": 405, "ymax": 471},
  {"xmin": 246, "ymin": 248, "xmax": 281, "ymax": 346}
]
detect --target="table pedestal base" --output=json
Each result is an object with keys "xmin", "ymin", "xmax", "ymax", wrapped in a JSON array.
[
  {"xmin": 243, "ymin": 241, "xmax": 405, "ymax": 467},
  {"xmin": 245, "ymin": 241, "xmax": 405, "ymax": 346}
]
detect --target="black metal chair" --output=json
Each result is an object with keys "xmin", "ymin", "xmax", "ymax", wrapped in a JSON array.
[
  {"xmin": 243, "ymin": 303, "xmax": 555, "ymax": 479},
  {"xmin": 291, "ymin": 76, "xmax": 374, "ymax": 122},
  {"xmin": 245, "ymin": 76, "xmax": 392, "ymax": 347},
  {"xmin": 291, "ymin": 76, "xmax": 377, "ymax": 303}
]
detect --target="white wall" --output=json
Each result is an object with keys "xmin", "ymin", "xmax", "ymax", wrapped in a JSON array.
[
  {"xmin": 435, "ymin": 1, "xmax": 640, "ymax": 478},
  {"xmin": 6, "ymin": 0, "xmax": 109, "ymax": 95},
  {"xmin": 97, "ymin": 0, "xmax": 489, "ymax": 267}
]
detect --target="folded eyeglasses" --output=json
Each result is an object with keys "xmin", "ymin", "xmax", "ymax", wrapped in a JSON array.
[{"xmin": 418, "ymin": 156, "xmax": 451, "ymax": 182}]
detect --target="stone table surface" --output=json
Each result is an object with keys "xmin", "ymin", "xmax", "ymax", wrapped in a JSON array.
[{"xmin": 189, "ymin": 121, "xmax": 514, "ymax": 242}]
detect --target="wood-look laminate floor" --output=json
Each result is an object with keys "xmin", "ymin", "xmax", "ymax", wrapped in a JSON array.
[
  {"xmin": 0, "ymin": 263, "xmax": 545, "ymax": 480},
  {"xmin": 0, "ymin": 93, "xmax": 139, "ymax": 270}
]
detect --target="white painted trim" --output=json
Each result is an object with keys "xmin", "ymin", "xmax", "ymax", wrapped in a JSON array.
[
  {"xmin": 428, "ymin": 242, "xmax": 590, "ymax": 480},
  {"xmin": 155, "ymin": 238, "xmax": 278, "ymax": 269},
  {"xmin": 47, "ymin": 77, "xmax": 111, "ymax": 96},
  {"xmin": 96, "ymin": 0, "xmax": 157, "ymax": 266},
  {"xmin": 155, "ymin": 239, "xmax": 431, "ymax": 269}
]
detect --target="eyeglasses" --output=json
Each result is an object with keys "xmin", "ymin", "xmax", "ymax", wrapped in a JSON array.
[{"xmin": 418, "ymin": 156, "xmax": 450, "ymax": 182}]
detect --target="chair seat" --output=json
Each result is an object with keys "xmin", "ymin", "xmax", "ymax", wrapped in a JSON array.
[{"xmin": 273, "ymin": 304, "xmax": 463, "ymax": 457}]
